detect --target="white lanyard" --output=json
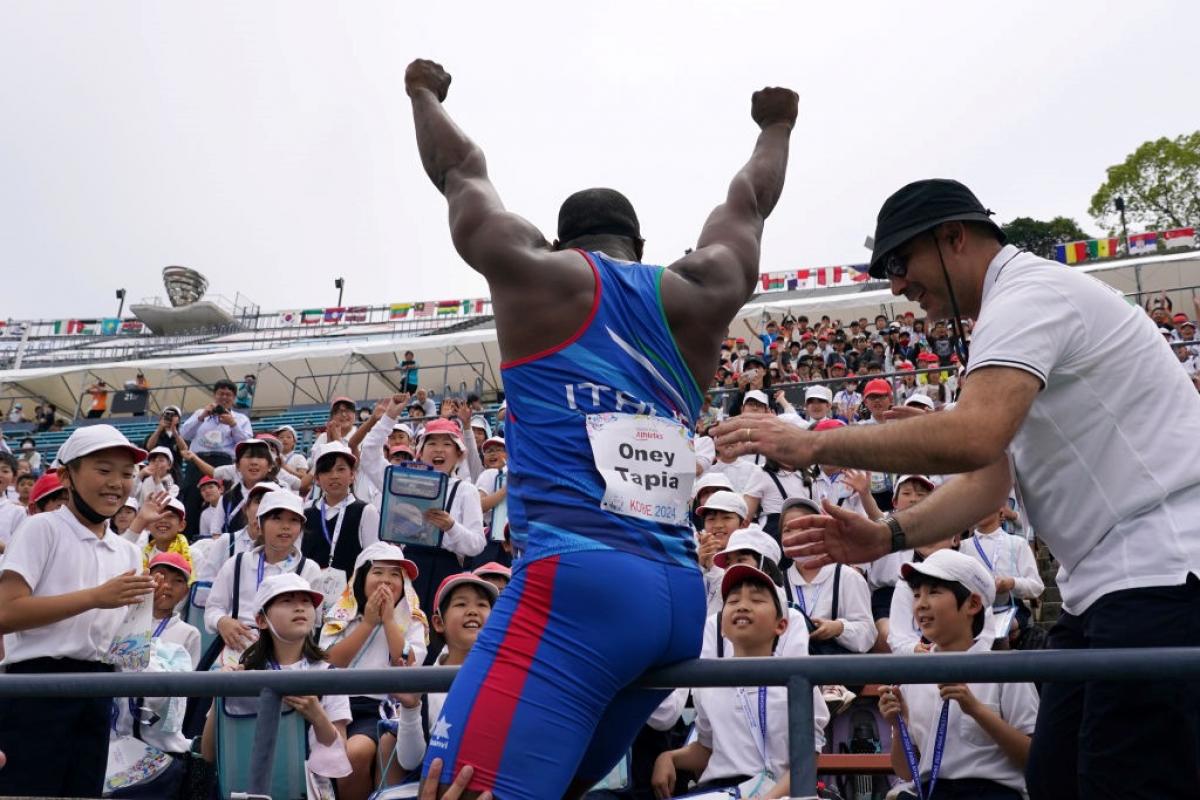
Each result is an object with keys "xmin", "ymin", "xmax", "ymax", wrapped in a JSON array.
[
  {"xmin": 319, "ymin": 498, "xmax": 349, "ymax": 565},
  {"xmin": 736, "ymin": 686, "xmax": 773, "ymax": 778}
]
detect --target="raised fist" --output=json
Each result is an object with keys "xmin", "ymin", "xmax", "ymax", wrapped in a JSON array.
[
  {"xmin": 406, "ymin": 59, "xmax": 451, "ymax": 102},
  {"xmin": 751, "ymin": 87, "xmax": 798, "ymax": 131}
]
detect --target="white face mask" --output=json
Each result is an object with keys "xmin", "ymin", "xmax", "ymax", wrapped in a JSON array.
[{"xmin": 738, "ymin": 348, "xmax": 749, "ymax": 357}]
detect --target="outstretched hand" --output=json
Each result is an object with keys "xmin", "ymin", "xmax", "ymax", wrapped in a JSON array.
[
  {"xmin": 406, "ymin": 59, "xmax": 451, "ymax": 102},
  {"xmin": 751, "ymin": 87, "xmax": 798, "ymax": 131},
  {"xmin": 781, "ymin": 498, "xmax": 891, "ymax": 567},
  {"xmin": 710, "ymin": 414, "xmax": 813, "ymax": 470}
]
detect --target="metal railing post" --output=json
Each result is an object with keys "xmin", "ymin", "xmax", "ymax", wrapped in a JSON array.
[
  {"xmin": 787, "ymin": 675, "xmax": 817, "ymax": 798},
  {"xmin": 248, "ymin": 688, "xmax": 283, "ymax": 796}
]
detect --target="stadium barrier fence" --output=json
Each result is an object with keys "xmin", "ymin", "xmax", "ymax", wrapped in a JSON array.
[{"xmin": 3, "ymin": 647, "xmax": 1199, "ymax": 798}]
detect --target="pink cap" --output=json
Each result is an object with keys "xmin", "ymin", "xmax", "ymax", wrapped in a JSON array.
[{"xmin": 148, "ymin": 551, "xmax": 192, "ymax": 580}]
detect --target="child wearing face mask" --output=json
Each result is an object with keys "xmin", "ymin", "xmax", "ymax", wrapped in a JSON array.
[
  {"xmin": 199, "ymin": 573, "xmax": 353, "ymax": 792},
  {"xmin": 320, "ymin": 542, "xmax": 429, "ymax": 799},
  {"xmin": 203, "ymin": 491, "xmax": 321, "ymax": 668}
]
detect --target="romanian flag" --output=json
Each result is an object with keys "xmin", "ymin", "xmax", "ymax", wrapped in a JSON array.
[
  {"xmin": 300, "ymin": 309, "xmax": 324, "ymax": 324},
  {"xmin": 436, "ymin": 300, "xmax": 461, "ymax": 316},
  {"xmin": 389, "ymin": 303, "xmax": 412, "ymax": 320}
]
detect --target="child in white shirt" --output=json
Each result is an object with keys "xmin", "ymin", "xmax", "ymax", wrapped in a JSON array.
[
  {"xmin": 963, "ymin": 508, "xmax": 1044, "ymax": 643},
  {"xmin": 652, "ymin": 564, "xmax": 828, "ymax": 800},
  {"xmin": 197, "ymin": 475, "xmax": 225, "ymax": 540},
  {"xmin": 879, "ymin": 551, "xmax": 1038, "ymax": 799}
]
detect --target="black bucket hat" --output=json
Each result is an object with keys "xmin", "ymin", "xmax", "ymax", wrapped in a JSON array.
[{"xmin": 868, "ymin": 179, "xmax": 1005, "ymax": 279}]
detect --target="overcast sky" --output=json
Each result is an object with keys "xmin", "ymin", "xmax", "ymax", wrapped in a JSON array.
[{"xmin": 2, "ymin": 0, "xmax": 1196, "ymax": 320}]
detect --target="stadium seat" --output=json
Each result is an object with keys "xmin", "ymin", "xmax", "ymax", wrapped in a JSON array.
[{"xmin": 215, "ymin": 696, "xmax": 309, "ymax": 800}]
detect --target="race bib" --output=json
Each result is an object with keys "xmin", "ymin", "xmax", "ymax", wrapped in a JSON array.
[{"xmin": 585, "ymin": 413, "xmax": 695, "ymax": 527}]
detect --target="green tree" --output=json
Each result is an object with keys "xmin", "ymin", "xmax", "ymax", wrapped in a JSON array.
[
  {"xmin": 1000, "ymin": 216, "xmax": 1092, "ymax": 259},
  {"xmin": 1089, "ymin": 132, "xmax": 1200, "ymax": 231}
]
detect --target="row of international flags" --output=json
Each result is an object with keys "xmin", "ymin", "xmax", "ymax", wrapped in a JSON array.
[
  {"xmin": 759, "ymin": 264, "xmax": 872, "ymax": 292},
  {"xmin": 1054, "ymin": 227, "xmax": 1196, "ymax": 264},
  {"xmin": 275, "ymin": 298, "xmax": 492, "ymax": 326}
]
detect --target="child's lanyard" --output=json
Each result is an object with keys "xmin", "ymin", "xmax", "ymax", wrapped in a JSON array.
[
  {"xmin": 152, "ymin": 615, "xmax": 171, "ymax": 639},
  {"xmin": 897, "ymin": 699, "xmax": 949, "ymax": 800},
  {"xmin": 793, "ymin": 580, "xmax": 823, "ymax": 618},
  {"xmin": 256, "ymin": 552, "xmax": 267, "ymax": 589},
  {"xmin": 736, "ymin": 686, "xmax": 774, "ymax": 780},
  {"xmin": 319, "ymin": 499, "xmax": 347, "ymax": 566},
  {"xmin": 267, "ymin": 658, "xmax": 308, "ymax": 671},
  {"xmin": 973, "ymin": 535, "xmax": 1013, "ymax": 610}
]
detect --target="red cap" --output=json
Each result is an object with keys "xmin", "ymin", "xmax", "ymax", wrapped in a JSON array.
[
  {"xmin": 148, "ymin": 551, "xmax": 192, "ymax": 580},
  {"xmin": 29, "ymin": 473, "xmax": 66, "ymax": 506},
  {"xmin": 813, "ymin": 418, "xmax": 847, "ymax": 432},
  {"xmin": 198, "ymin": 475, "xmax": 223, "ymax": 490},
  {"xmin": 801, "ymin": 332, "xmax": 813, "ymax": 341},
  {"xmin": 1174, "ymin": 312, "xmax": 1189, "ymax": 322},
  {"xmin": 735, "ymin": 337, "xmax": 746, "ymax": 344},
  {"xmin": 917, "ymin": 352, "xmax": 939, "ymax": 363},
  {"xmin": 863, "ymin": 379, "xmax": 892, "ymax": 397},
  {"xmin": 389, "ymin": 443, "xmax": 416, "ymax": 458},
  {"xmin": 433, "ymin": 572, "xmax": 499, "ymax": 615}
]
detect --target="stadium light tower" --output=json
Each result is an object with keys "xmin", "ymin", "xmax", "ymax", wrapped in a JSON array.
[
  {"xmin": 115, "ymin": 288, "xmax": 126, "ymax": 318},
  {"xmin": 1115, "ymin": 196, "xmax": 1129, "ymax": 255},
  {"xmin": 334, "ymin": 277, "xmax": 345, "ymax": 307}
]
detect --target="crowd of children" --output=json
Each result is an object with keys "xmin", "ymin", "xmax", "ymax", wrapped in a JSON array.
[{"xmin": 0, "ymin": 329, "xmax": 1060, "ymax": 800}]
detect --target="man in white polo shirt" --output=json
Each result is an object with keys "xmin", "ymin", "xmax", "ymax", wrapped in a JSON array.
[
  {"xmin": 0, "ymin": 425, "xmax": 157, "ymax": 797},
  {"xmin": 712, "ymin": 178, "xmax": 1200, "ymax": 799}
]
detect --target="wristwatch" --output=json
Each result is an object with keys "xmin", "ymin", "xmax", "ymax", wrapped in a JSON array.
[{"xmin": 881, "ymin": 513, "xmax": 906, "ymax": 553}]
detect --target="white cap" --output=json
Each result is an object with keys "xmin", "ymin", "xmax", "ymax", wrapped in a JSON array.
[
  {"xmin": 482, "ymin": 436, "xmax": 506, "ymax": 450},
  {"xmin": 273, "ymin": 424, "xmax": 298, "ymax": 437},
  {"xmin": 904, "ymin": 394, "xmax": 935, "ymax": 410},
  {"xmin": 165, "ymin": 496, "xmax": 186, "ymax": 520},
  {"xmin": 692, "ymin": 471, "xmax": 734, "ymax": 500},
  {"xmin": 253, "ymin": 573, "xmax": 324, "ymax": 615},
  {"xmin": 696, "ymin": 490, "xmax": 749, "ymax": 520},
  {"xmin": 163, "ymin": 405, "xmax": 182, "ymax": 417},
  {"xmin": 391, "ymin": 421, "xmax": 414, "ymax": 437},
  {"xmin": 57, "ymin": 425, "xmax": 148, "ymax": 465},
  {"xmin": 713, "ymin": 524, "xmax": 782, "ymax": 568},
  {"xmin": 470, "ymin": 416, "xmax": 491, "ymax": 434},
  {"xmin": 353, "ymin": 541, "xmax": 419, "ymax": 581},
  {"xmin": 901, "ymin": 548, "xmax": 996, "ymax": 609},
  {"xmin": 148, "ymin": 446, "xmax": 174, "ymax": 465},
  {"xmin": 742, "ymin": 389, "xmax": 770, "ymax": 407},
  {"xmin": 256, "ymin": 490, "xmax": 306, "ymax": 521},
  {"xmin": 247, "ymin": 480, "xmax": 283, "ymax": 498},
  {"xmin": 235, "ymin": 438, "xmax": 272, "ymax": 459},
  {"xmin": 314, "ymin": 440, "xmax": 357, "ymax": 470},
  {"xmin": 122, "ymin": 496, "xmax": 140, "ymax": 511},
  {"xmin": 780, "ymin": 496, "xmax": 822, "ymax": 517},
  {"xmin": 804, "ymin": 385, "xmax": 833, "ymax": 404},
  {"xmin": 893, "ymin": 474, "xmax": 936, "ymax": 499}
]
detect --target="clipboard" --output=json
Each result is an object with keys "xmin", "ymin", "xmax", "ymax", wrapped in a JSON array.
[{"xmin": 379, "ymin": 462, "xmax": 448, "ymax": 548}]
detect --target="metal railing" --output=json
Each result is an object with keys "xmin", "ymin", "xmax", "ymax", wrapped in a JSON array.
[{"xmin": 3, "ymin": 648, "xmax": 1199, "ymax": 798}]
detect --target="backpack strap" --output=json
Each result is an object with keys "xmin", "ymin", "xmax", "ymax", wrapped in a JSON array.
[
  {"xmin": 231, "ymin": 552, "xmax": 245, "ymax": 621},
  {"xmin": 294, "ymin": 555, "xmax": 307, "ymax": 575},
  {"xmin": 714, "ymin": 612, "xmax": 725, "ymax": 659},
  {"xmin": 763, "ymin": 468, "xmax": 789, "ymax": 504},
  {"xmin": 443, "ymin": 479, "xmax": 461, "ymax": 513},
  {"xmin": 831, "ymin": 563, "xmax": 842, "ymax": 621}
]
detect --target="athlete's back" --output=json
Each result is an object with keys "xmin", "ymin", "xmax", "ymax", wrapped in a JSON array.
[{"xmin": 503, "ymin": 249, "xmax": 704, "ymax": 567}]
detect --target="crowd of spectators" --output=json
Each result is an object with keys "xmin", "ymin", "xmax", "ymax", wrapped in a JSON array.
[{"xmin": 0, "ymin": 293, "xmax": 1196, "ymax": 798}]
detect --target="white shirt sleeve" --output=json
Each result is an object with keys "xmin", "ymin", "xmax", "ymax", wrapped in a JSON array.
[
  {"xmin": 358, "ymin": 503, "xmax": 380, "ymax": 548},
  {"xmin": 887, "ymin": 578, "xmax": 923, "ymax": 654},
  {"xmin": 831, "ymin": 565, "xmax": 876, "ymax": 654},
  {"xmin": 392, "ymin": 702, "xmax": 428, "ymax": 771},
  {"xmin": 359, "ymin": 416, "xmax": 393, "ymax": 494},
  {"xmin": 1009, "ymin": 536, "xmax": 1044, "ymax": 600},
  {"xmin": 204, "ymin": 555, "xmax": 239, "ymax": 634},
  {"xmin": 646, "ymin": 688, "xmax": 690, "ymax": 732},
  {"xmin": 693, "ymin": 690, "xmax": 714, "ymax": 750},
  {"xmin": 0, "ymin": 517, "xmax": 51, "ymax": 590},
  {"xmin": 442, "ymin": 480, "xmax": 485, "ymax": 558},
  {"xmin": 999, "ymin": 680, "xmax": 1040, "ymax": 735},
  {"xmin": 966, "ymin": 271, "xmax": 1078, "ymax": 387},
  {"xmin": 694, "ymin": 436, "xmax": 715, "ymax": 472}
]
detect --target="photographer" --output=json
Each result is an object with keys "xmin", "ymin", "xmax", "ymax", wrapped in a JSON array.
[
  {"xmin": 144, "ymin": 405, "xmax": 187, "ymax": 484},
  {"xmin": 178, "ymin": 380, "xmax": 253, "ymax": 538}
]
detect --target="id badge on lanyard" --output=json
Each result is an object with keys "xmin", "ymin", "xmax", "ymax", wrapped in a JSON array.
[{"xmin": 735, "ymin": 687, "xmax": 775, "ymax": 799}]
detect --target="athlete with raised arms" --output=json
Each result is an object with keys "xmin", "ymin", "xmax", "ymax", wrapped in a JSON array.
[{"xmin": 406, "ymin": 58, "xmax": 797, "ymax": 799}]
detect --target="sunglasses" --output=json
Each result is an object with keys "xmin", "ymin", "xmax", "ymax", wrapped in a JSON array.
[{"xmin": 881, "ymin": 250, "xmax": 909, "ymax": 278}]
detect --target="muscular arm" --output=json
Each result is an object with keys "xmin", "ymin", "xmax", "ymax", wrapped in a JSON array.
[
  {"xmin": 408, "ymin": 80, "xmax": 550, "ymax": 279},
  {"xmin": 892, "ymin": 459, "xmax": 1014, "ymax": 549}
]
